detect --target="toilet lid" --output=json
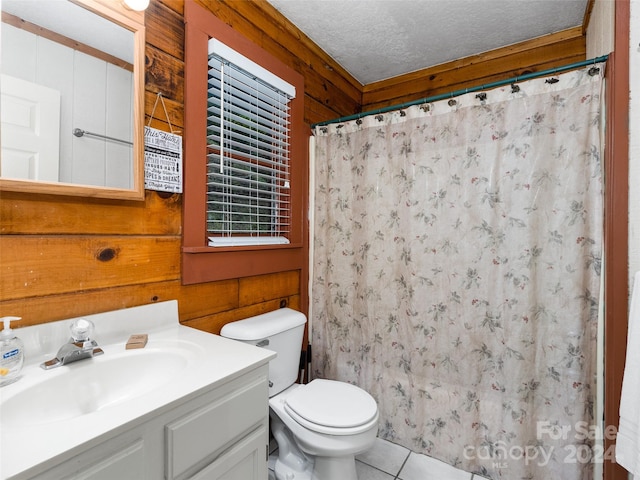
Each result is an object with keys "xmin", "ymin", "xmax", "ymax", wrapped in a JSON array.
[{"xmin": 284, "ymin": 379, "xmax": 378, "ymax": 429}]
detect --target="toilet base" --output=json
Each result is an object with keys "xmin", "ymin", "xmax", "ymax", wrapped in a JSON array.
[
  {"xmin": 273, "ymin": 455, "xmax": 358, "ymax": 480},
  {"xmin": 273, "ymin": 457, "xmax": 313, "ymax": 480},
  {"xmin": 270, "ymin": 411, "xmax": 361, "ymax": 480},
  {"xmin": 311, "ymin": 455, "xmax": 358, "ymax": 480},
  {"xmin": 271, "ymin": 412, "xmax": 314, "ymax": 480}
]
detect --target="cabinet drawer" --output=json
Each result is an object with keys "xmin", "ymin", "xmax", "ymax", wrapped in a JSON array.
[
  {"xmin": 166, "ymin": 374, "xmax": 268, "ymax": 480},
  {"xmin": 29, "ymin": 438, "xmax": 146, "ymax": 480},
  {"xmin": 188, "ymin": 425, "xmax": 267, "ymax": 480},
  {"xmin": 60, "ymin": 440, "xmax": 146, "ymax": 480}
]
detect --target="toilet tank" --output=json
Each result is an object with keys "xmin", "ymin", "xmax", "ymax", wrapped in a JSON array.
[{"xmin": 220, "ymin": 308, "xmax": 306, "ymax": 397}]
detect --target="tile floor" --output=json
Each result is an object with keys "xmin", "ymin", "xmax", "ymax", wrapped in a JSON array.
[{"xmin": 269, "ymin": 436, "xmax": 490, "ymax": 480}]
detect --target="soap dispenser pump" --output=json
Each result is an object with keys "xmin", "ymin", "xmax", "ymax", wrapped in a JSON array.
[{"xmin": 0, "ymin": 316, "xmax": 24, "ymax": 387}]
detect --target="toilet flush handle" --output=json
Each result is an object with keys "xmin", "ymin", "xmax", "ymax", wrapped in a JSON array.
[{"xmin": 254, "ymin": 339, "xmax": 271, "ymax": 387}]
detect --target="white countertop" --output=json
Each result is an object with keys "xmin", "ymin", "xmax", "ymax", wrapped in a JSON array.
[{"xmin": 0, "ymin": 301, "xmax": 275, "ymax": 480}]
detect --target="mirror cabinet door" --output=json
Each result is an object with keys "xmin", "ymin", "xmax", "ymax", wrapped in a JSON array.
[{"xmin": 0, "ymin": 0, "xmax": 145, "ymax": 200}]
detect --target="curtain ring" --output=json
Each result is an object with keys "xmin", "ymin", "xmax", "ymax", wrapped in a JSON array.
[
  {"xmin": 545, "ymin": 66, "xmax": 560, "ymax": 84},
  {"xmin": 375, "ymin": 115, "xmax": 384, "ymax": 122},
  {"xmin": 448, "ymin": 90, "xmax": 457, "ymax": 106},
  {"xmin": 511, "ymin": 84, "xmax": 520, "ymax": 93},
  {"xmin": 475, "ymin": 92, "xmax": 487, "ymax": 102}
]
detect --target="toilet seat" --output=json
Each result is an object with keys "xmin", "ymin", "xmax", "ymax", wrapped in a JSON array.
[{"xmin": 284, "ymin": 379, "xmax": 378, "ymax": 436}]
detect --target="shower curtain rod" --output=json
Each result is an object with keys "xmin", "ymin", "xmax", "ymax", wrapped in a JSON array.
[{"xmin": 311, "ymin": 54, "xmax": 609, "ymax": 129}]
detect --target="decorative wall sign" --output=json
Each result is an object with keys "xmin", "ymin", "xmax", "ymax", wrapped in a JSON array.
[{"xmin": 144, "ymin": 126, "xmax": 182, "ymax": 193}]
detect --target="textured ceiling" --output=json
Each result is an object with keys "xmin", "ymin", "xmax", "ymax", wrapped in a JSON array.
[{"xmin": 266, "ymin": 0, "xmax": 589, "ymax": 85}]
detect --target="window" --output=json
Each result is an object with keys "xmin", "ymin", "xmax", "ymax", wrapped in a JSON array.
[
  {"xmin": 207, "ymin": 40, "xmax": 294, "ymax": 247},
  {"xmin": 183, "ymin": 2, "xmax": 307, "ymax": 284}
]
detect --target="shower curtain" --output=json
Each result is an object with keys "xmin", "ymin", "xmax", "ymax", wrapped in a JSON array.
[{"xmin": 311, "ymin": 64, "xmax": 604, "ymax": 479}]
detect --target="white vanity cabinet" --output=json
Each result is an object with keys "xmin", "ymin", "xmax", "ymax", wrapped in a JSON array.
[
  {"xmin": 24, "ymin": 365, "xmax": 270, "ymax": 480},
  {"xmin": 1, "ymin": 301, "xmax": 276, "ymax": 480}
]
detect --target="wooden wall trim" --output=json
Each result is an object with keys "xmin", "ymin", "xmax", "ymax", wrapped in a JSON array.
[
  {"xmin": 583, "ymin": 0, "xmax": 597, "ymax": 35},
  {"xmin": 361, "ymin": 26, "xmax": 585, "ymax": 111},
  {"xmin": 604, "ymin": 1, "xmax": 630, "ymax": 478}
]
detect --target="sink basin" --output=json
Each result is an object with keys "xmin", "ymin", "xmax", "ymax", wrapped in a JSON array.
[{"xmin": 1, "ymin": 341, "xmax": 201, "ymax": 427}]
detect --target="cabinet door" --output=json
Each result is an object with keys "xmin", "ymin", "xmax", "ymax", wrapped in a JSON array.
[
  {"xmin": 29, "ymin": 438, "xmax": 146, "ymax": 480},
  {"xmin": 166, "ymin": 373, "xmax": 268, "ymax": 479},
  {"xmin": 189, "ymin": 426, "xmax": 268, "ymax": 480}
]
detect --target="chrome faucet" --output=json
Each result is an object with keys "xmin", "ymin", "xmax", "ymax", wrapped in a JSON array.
[{"xmin": 41, "ymin": 318, "xmax": 104, "ymax": 370}]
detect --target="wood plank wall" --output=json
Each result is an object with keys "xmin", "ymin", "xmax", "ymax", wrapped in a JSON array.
[
  {"xmin": 0, "ymin": 0, "xmax": 585, "ymax": 336},
  {"xmin": 0, "ymin": 0, "xmax": 359, "ymax": 333}
]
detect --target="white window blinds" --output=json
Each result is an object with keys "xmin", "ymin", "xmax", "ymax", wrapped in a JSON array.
[{"xmin": 207, "ymin": 39, "xmax": 295, "ymax": 247}]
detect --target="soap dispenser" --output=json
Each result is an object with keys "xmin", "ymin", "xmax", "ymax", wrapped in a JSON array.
[{"xmin": 0, "ymin": 316, "xmax": 24, "ymax": 387}]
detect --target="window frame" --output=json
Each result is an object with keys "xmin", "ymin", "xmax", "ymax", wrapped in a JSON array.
[{"xmin": 183, "ymin": 1, "xmax": 307, "ymax": 285}]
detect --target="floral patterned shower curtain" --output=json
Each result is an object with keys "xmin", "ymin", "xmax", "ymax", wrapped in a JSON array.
[{"xmin": 311, "ymin": 65, "xmax": 604, "ymax": 479}]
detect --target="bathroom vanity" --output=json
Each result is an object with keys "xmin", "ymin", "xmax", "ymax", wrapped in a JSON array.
[{"xmin": 0, "ymin": 301, "xmax": 275, "ymax": 480}]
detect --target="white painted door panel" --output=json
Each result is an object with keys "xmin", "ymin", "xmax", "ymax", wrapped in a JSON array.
[{"xmin": 1, "ymin": 74, "xmax": 61, "ymax": 181}]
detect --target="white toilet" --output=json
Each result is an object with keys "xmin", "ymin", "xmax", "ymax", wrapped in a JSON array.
[{"xmin": 221, "ymin": 308, "xmax": 379, "ymax": 480}]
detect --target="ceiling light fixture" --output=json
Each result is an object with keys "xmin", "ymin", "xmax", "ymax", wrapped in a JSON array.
[{"xmin": 123, "ymin": 0, "xmax": 149, "ymax": 11}]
